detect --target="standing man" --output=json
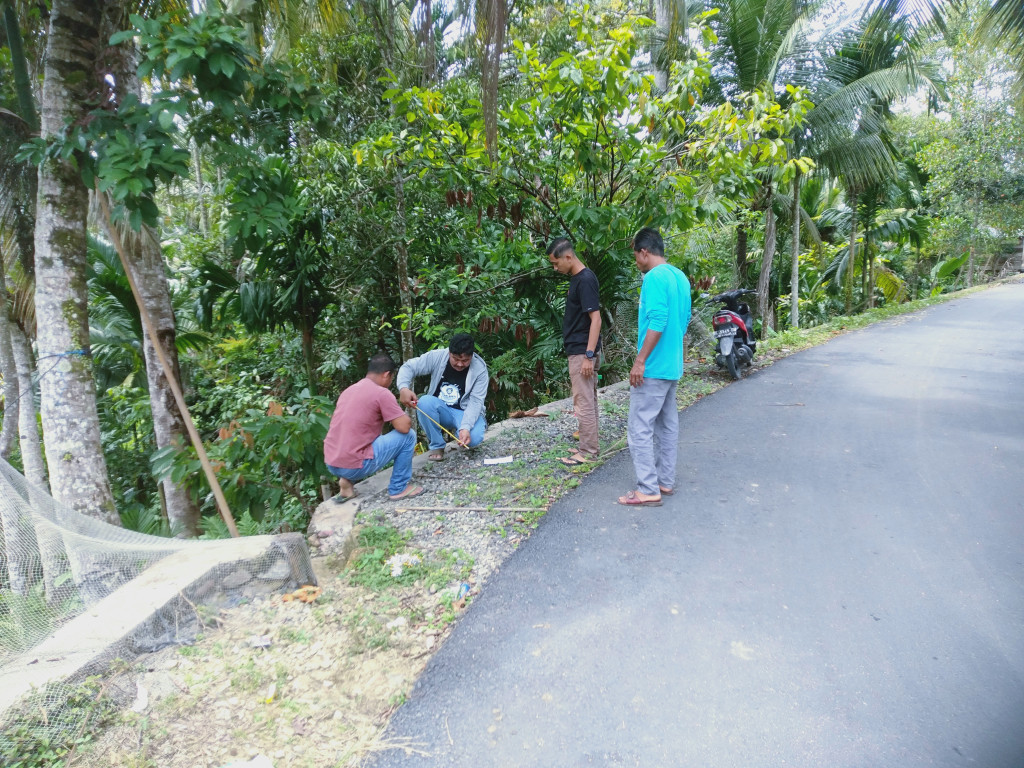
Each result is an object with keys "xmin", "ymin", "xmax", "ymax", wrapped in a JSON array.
[
  {"xmin": 619, "ymin": 227, "xmax": 691, "ymax": 506},
  {"xmin": 397, "ymin": 333, "xmax": 489, "ymax": 461},
  {"xmin": 546, "ymin": 237, "xmax": 602, "ymax": 466},
  {"xmin": 324, "ymin": 352, "xmax": 424, "ymax": 502}
]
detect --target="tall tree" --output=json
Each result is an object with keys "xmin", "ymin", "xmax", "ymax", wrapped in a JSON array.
[
  {"xmin": 807, "ymin": 0, "xmax": 942, "ymax": 312},
  {"xmin": 698, "ymin": 0, "xmax": 817, "ymax": 329},
  {"xmin": 10, "ymin": 322, "xmax": 46, "ymax": 487},
  {"xmin": 101, "ymin": 2, "xmax": 202, "ymax": 535},
  {"xmin": 33, "ymin": 0, "xmax": 119, "ymax": 523},
  {"xmin": 0, "ymin": 264, "xmax": 17, "ymax": 458},
  {"xmin": 919, "ymin": 0, "xmax": 1024, "ymax": 287}
]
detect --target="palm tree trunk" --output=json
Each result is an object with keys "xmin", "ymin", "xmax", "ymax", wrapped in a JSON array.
[
  {"xmin": 653, "ymin": 0, "xmax": 671, "ymax": 91},
  {"xmin": 790, "ymin": 170, "xmax": 800, "ymax": 329},
  {"xmin": 2, "ymin": 0, "xmax": 39, "ymax": 134},
  {"xmin": 300, "ymin": 317, "xmax": 318, "ymax": 395},
  {"xmin": 866, "ymin": 228, "xmax": 874, "ymax": 309},
  {"xmin": 122, "ymin": 224, "xmax": 202, "ymax": 536},
  {"xmin": 757, "ymin": 185, "xmax": 777, "ymax": 336},
  {"xmin": 0, "ymin": 268, "xmax": 19, "ymax": 459},
  {"xmin": 845, "ymin": 209, "xmax": 857, "ymax": 315},
  {"xmin": 103, "ymin": 16, "xmax": 201, "ymax": 535},
  {"xmin": 393, "ymin": 170, "xmax": 416, "ymax": 365},
  {"xmin": 419, "ymin": 0, "xmax": 435, "ymax": 85},
  {"xmin": 379, "ymin": 4, "xmax": 415, "ymax": 367},
  {"xmin": 10, "ymin": 324, "xmax": 47, "ymax": 488},
  {"xmin": 735, "ymin": 224, "xmax": 748, "ymax": 283},
  {"xmin": 34, "ymin": 0, "xmax": 119, "ymax": 525},
  {"xmin": 968, "ymin": 196, "xmax": 979, "ymax": 288},
  {"xmin": 193, "ymin": 142, "xmax": 209, "ymax": 237}
]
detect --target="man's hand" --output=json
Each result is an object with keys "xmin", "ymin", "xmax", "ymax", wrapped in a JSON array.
[
  {"xmin": 458, "ymin": 429, "xmax": 471, "ymax": 448},
  {"xmin": 399, "ymin": 387, "xmax": 418, "ymax": 408},
  {"xmin": 581, "ymin": 358, "xmax": 595, "ymax": 377},
  {"xmin": 629, "ymin": 358, "xmax": 646, "ymax": 388}
]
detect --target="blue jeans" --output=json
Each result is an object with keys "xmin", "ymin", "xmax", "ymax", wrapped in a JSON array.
[
  {"xmin": 416, "ymin": 395, "xmax": 486, "ymax": 450},
  {"xmin": 327, "ymin": 429, "xmax": 415, "ymax": 496}
]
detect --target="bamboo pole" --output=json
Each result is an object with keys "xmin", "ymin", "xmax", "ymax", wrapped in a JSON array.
[
  {"xmin": 396, "ymin": 506, "xmax": 548, "ymax": 513},
  {"xmin": 98, "ymin": 193, "xmax": 239, "ymax": 538}
]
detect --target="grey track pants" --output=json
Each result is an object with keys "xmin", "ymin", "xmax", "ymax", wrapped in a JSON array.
[{"xmin": 627, "ymin": 377, "xmax": 679, "ymax": 495}]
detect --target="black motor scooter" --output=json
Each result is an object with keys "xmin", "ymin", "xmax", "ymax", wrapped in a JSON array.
[{"xmin": 710, "ymin": 289, "xmax": 757, "ymax": 380}]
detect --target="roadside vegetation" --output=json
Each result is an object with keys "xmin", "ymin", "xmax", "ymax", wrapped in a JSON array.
[
  {"xmin": 5, "ymin": 273, "xmax": 1017, "ymax": 768},
  {"xmin": 3, "ymin": 0, "xmax": 1023, "ymax": 541}
]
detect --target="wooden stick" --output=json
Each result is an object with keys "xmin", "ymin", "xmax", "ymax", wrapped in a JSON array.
[
  {"xmin": 98, "ymin": 193, "xmax": 240, "ymax": 538},
  {"xmin": 396, "ymin": 506, "xmax": 548, "ymax": 513}
]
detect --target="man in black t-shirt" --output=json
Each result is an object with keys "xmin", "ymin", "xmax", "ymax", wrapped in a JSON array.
[{"xmin": 547, "ymin": 238, "xmax": 602, "ymax": 465}]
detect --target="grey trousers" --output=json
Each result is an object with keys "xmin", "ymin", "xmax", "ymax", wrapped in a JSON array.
[{"xmin": 627, "ymin": 377, "xmax": 679, "ymax": 495}]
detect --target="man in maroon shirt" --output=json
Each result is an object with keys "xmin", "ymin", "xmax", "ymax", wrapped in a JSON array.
[{"xmin": 324, "ymin": 353, "xmax": 424, "ymax": 501}]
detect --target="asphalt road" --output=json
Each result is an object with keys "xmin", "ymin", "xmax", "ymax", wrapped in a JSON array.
[{"xmin": 368, "ymin": 282, "xmax": 1024, "ymax": 768}]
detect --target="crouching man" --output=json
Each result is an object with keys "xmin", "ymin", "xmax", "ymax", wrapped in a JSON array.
[
  {"xmin": 397, "ymin": 333, "xmax": 489, "ymax": 462},
  {"xmin": 324, "ymin": 353, "xmax": 424, "ymax": 501}
]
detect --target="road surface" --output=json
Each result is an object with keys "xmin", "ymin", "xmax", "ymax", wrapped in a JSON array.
[{"xmin": 369, "ymin": 282, "xmax": 1024, "ymax": 768}]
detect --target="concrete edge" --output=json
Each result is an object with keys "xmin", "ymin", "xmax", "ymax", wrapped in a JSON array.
[{"xmin": 0, "ymin": 533, "xmax": 313, "ymax": 717}]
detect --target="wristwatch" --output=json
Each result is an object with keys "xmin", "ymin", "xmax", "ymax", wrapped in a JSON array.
[{"xmin": 585, "ymin": 350, "xmax": 595, "ymax": 359}]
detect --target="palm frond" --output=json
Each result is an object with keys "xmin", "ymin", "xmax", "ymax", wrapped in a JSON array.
[
  {"xmin": 874, "ymin": 262, "xmax": 908, "ymax": 303},
  {"xmin": 816, "ymin": 132, "xmax": 897, "ymax": 190},
  {"xmin": 977, "ymin": 0, "xmax": 1024, "ymax": 99}
]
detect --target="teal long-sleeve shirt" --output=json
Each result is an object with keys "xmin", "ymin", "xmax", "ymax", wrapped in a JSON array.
[{"xmin": 637, "ymin": 263, "xmax": 691, "ymax": 380}]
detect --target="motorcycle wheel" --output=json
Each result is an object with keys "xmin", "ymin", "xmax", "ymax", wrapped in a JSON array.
[{"xmin": 725, "ymin": 350, "xmax": 741, "ymax": 380}]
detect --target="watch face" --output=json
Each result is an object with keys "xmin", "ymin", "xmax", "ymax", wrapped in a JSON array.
[{"xmin": 585, "ymin": 351, "xmax": 595, "ymax": 359}]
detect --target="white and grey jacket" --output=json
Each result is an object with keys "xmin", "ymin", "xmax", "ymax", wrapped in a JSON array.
[{"xmin": 396, "ymin": 348, "xmax": 489, "ymax": 432}]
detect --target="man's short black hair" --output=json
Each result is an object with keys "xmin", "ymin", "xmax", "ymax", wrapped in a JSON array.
[
  {"xmin": 632, "ymin": 227, "xmax": 664, "ymax": 256},
  {"xmin": 367, "ymin": 352, "xmax": 396, "ymax": 374},
  {"xmin": 545, "ymin": 237, "xmax": 574, "ymax": 259},
  {"xmin": 449, "ymin": 333, "xmax": 475, "ymax": 356}
]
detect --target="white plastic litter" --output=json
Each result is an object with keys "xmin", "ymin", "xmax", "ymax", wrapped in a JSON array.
[
  {"xmin": 219, "ymin": 756, "xmax": 274, "ymax": 768},
  {"xmin": 483, "ymin": 456, "xmax": 514, "ymax": 465},
  {"xmin": 384, "ymin": 552, "xmax": 422, "ymax": 577}
]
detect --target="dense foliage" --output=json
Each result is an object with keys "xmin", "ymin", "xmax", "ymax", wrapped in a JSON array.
[{"xmin": 1, "ymin": 0, "xmax": 1022, "ymax": 538}]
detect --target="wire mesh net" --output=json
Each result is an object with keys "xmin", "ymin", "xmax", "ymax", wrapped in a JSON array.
[{"xmin": 0, "ymin": 457, "xmax": 314, "ymax": 759}]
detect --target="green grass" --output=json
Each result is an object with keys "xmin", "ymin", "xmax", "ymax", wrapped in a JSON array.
[
  {"xmin": 0, "ymin": 679, "xmax": 118, "ymax": 768},
  {"xmin": 279, "ymin": 626, "xmax": 312, "ymax": 644},
  {"xmin": 344, "ymin": 607, "xmax": 390, "ymax": 653},
  {"xmin": 760, "ymin": 282, "xmax": 995, "ymax": 356}
]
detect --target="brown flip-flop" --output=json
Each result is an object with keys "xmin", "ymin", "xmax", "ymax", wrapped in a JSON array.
[
  {"xmin": 389, "ymin": 484, "xmax": 425, "ymax": 500},
  {"xmin": 616, "ymin": 490, "xmax": 662, "ymax": 506},
  {"xmin": 559, "ymin": 451, "xmax": 597, "ymax": 467},
  {"xmin": 427, "ymin": 450, "xmax": 445, "ymax": 462}
]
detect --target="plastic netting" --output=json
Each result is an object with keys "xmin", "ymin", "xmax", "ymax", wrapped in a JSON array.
[{"xmin": 0, "ymin": 457, "xmax": 314, "ymax": 758}]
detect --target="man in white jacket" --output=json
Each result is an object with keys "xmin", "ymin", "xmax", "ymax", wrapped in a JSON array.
[{"xmin": 397, "ymin": 333, "xmax": 489, "ymax": 461}]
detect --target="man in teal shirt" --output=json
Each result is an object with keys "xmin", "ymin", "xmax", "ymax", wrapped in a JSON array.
[{"xmin": 619, "ymin": 227, "xmax": 691, "ymax": 506}]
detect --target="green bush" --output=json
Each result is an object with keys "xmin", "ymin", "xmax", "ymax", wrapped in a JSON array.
[
  {"xmin": 0, "ymin": 679, "xmax": 117, "ymax": 768},
  {"xmin": 152, "ymin": 389, "xmax": 333, "ymax": 537}
]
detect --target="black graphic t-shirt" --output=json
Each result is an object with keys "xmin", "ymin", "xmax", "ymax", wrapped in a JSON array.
[{"xmin": 433, "ymin": 362, "xmax": 469, "ymax": 409}]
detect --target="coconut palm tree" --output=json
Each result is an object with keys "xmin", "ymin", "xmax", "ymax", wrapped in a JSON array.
[
  {"xmin": 691, "ymin": 0, "xmax": 822, "ymax": 330},
  {"xmin": 32, "ymin": 0, "xmax": 120, "ymax": 524},
  {"xmin": 807, "ymin": 0, "xmax": 943, "ymax": 313}
]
